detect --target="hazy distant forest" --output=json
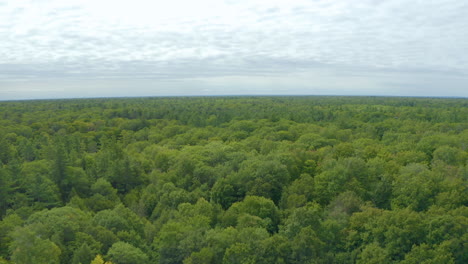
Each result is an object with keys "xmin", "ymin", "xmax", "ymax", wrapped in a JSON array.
[{"xmin": 0, "ymin": 96, "xmax": 466, "ymax": 264}]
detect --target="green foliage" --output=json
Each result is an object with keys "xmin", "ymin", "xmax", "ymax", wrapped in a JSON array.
[
  {"xmin": 87, "ymin": 178, "xmax": 120, "ymax": 211},
  {"xmin": 401, "ymin": 242, "xmax": 455, "ymax": 264},
  {"xmin": 0, "ymin": 96, "xmax": 466, "ymax": 263},
  {"xmin": 19, "ymin": 160, "xmax": 61, "ymax": 209},
  {"xmin": 356, "ymin": 243, "xmax": 390, "ymax": 264},
  {"xmin": 71, "ymin": 243, "xmax": 94, "ymax": 264},
  {"xmin": 432, "ymin": 146, "xmax": 466, "ymax": 166},
  {"xmin": 0, "ymin": 214, "xmax": 23, "ymax": 258},
  {"xmin": 0, "ymin": 168, "xmax": 13, "ymax": 217},
  {"xmin": 107, "ymin": 242, "xmax": 148, "ymax": 264},
  {"xmin": 183, "ymin": 247, "xmax": 215, "ymax": 264},
  {"xmin": 222, "ymin": 243, "xmax": 256, "ymax": 264},
  {"xmin": 290, "ymin": 226, "xmax": 325, "ymax": 263},
  {"xmin": 10, "ymin": 226, "xmax": 61, "ymax": 264},
  {"xmin": 281, "ymin": 202, "xmax": 322, "ymax": 238},
  {"xmin": 222, "ymin": 196, "xmax": 279, "ymax": 233},
  {"xmin": 392, "ymin": 164, "xmax": 440, "ymax": 211},
  {"xmin": 280, "ymin": 173, "xmax": 315, "ymax": 209}
]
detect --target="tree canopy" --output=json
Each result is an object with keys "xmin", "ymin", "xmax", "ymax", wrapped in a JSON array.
[{"xmin": 0, "ymin": 96, "xmax": 466, "ymax": 263}]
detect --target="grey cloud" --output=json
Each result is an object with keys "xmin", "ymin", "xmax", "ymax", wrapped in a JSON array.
[{"xmin": 0, "ymin": 0, "xmax": 467, "ymax": 99}]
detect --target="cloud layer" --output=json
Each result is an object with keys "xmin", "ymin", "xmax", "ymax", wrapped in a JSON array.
[{"xmin": 1, "ymin": 0, "xmax": 467, "ymax": 99}]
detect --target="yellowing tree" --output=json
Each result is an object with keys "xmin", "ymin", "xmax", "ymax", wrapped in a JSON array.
[{"xmin": 90, "ymin": 255, "xmax": 113, "ymax": 264}]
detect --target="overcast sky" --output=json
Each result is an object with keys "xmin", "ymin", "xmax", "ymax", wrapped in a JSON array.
[{"xmin": 1, "ymin": 0, "xmax": 467, "ymax": 100}]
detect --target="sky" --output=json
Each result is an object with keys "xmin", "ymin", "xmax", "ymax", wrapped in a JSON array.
[{"xmin": 0, "ymin": 0, "xmax": 467, "ymax": 100}]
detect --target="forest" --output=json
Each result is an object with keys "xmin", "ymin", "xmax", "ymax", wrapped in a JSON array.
[{"xmin": 0, "ymin": 96, "xmax": 466, "ymax": 264}]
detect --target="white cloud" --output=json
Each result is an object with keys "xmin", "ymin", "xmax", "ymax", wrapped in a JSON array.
[{"xmin": 0, "ymin": 0, "xmax": 467, "ymax": 99}]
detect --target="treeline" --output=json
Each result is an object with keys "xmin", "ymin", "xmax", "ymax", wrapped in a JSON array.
[{"xmin": 0, "ymin": 96, "xmax": 467, "ymax": 264}]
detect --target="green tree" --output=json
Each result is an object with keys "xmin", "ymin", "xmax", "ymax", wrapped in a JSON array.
[
  {"xmin": 348, "ymin": 207, "xmax": 425, "ymax": 261},
  {"xmin": 238, "ymin": 159, "xmax": 290, "ymax": 205},
  {"xmin": 401, "ymin": 243, "xmax": 455, "ymax": 264},
  {"xmin": 50, "ymin": 140, "xmax": 69, "ymax": 201},
  {"xmin": 212, "ymin": 178, "xmax": 242, "ymax": 210},
  {"xmin": 432, "ymin": 146, "xmax": 465, "ymax": 166},
  {"xmin": 71, "ymin": 243, "xmax": 94, "ymax": 264},
  {"xmin": 0, "ymin": 214, "xmax": 23, "ymax": 258},
  {"xmin": 222, "ymin": 196, "xmax": 279, "ymax": 233},
  {"xmin": 17, "ymin": 160, "xmax": 61, "ymax": 209},
  {"xmin": 314, "ymin": 157, "xmax": 368, "ymax": 205},
  {"xmin": 392, "ymin": 163, "xmax": 439, "ymax": 211},
  {"xmin": 222, "ymin": 243, "xmax": 256, "ymax": 264},
  {"xmin": 204, "ymin": 227, "xmax": 239, "ymax": 263},
  {"xmin": 10, "ymin": 226, "xmax": 61, "ymax": 264},
  {"xmin": 280, "ymin": 173, "xmax": 315, "ymax": 209},
  {"xmin": 256, "ymin": 235, "xmax": 291, "ymax": 264},
  {"xmin": 107, "ymin": 242, "xmax": 148, "ymax": 264},
  {"xmin": 18, "ymin": 206, "xmax": 92, "ymax": 263},
  {"xmin": 356, "ymin": 243, "xmax": 391, "ymax": 264},
  {"xmin": 87, "ymin": 178, "xmax": 120, "ymax": 212},
  {"xmin": 281, "ymin": 202, "xmax": 322, "ymax": 238},
  {"xmin": 290, "ymin": 226, "xmax": 325, "ymax": 263},
  {"xmin": 0, "ymin": 168, "xmax": 12, "ymax": 216},
  {"xmin": 183, "ymin": 247, "xmax": 215, "ymax": 264}
]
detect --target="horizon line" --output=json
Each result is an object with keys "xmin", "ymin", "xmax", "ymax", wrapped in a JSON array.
[{"xmin": 1, "ymin": 94, "xmax": 467, "ymax": 102}]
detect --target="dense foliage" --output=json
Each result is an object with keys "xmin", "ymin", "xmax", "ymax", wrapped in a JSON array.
[{"xmin": 0, "ymin": 96, "xmax": 467, "ymax": 264}]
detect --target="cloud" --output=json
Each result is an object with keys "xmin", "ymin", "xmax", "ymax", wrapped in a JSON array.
[{"xmin": 0, "ymin": 0, "xmax": 467, "ymax": 99}]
